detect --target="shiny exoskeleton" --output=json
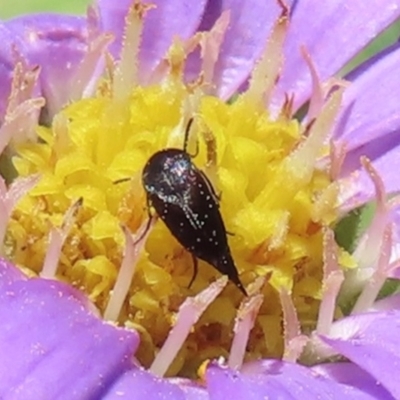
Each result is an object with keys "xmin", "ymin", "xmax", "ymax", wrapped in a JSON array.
[{"xmin": 142, "ymin": 128, "xmax": 247, "ymax": 296}]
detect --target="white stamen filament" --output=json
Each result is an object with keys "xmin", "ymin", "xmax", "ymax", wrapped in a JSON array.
[
  {"xmin": 0, "ymin": 98, "xmax": 45, "ymax": 155},
  {"xmin": 351, "ymin": 224, "xmax": 393, "ymax": 314},
  {"xmin": 150, "ymin": 276, "xmax": 227, "ymax": 377},
  {"xmin": 0, "ymin": 175, "xmax": 40, "ymax": 253},
  {"xmin": 285, "ymin": 88, "xmax": 343, "ymax": 186},
  {"xmin": 70, "ymin": 33, "xmax": 113, "ymax": 101},
  {"xmin": 329, "ymin": 139, "xmax": 346, "ymax": 181},
  {"xmin": 7, "ymin": 62, "xmax": 40, "ymax": 115},
  {"xmin": 280, "ymin": 287, "xmax": 300, "ymax": 343},
  {"xmin": 113, "ymin": 1, "xmax": 152, "ymax": 100},
  {"xmin": 200, "ymin": 11, "xmax": 230, "ymax": 87},
  {"xmin": 279, "ymin": 287, "xmax": 309, "ymax": 362},
  {"xmin": 353, "ymin": 157, "xmax": 387, "ymax": 269},
  {"xmin": 316, "ymin": 229, "xmax": 344, "ymax": 335},
  {"xmin": 301, "ymin": 46, "xmax": 324, "ymax": 122},
  {"xmin": 41, "ymin": 197, "xmax": 83, "ymax": 279},
  {"xmin": 104, "ymin": 218, "xmax": 155, "ymax": 321},
  {"xmin": 228, "ymin": 294, "xmax": 263, "ymax": 370},
  {"xmin": 246, "ymin": 4, "xmax": 288, "ymax": 108}
]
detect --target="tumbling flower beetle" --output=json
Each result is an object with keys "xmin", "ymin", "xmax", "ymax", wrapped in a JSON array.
[{"xmin": 142, "ymin": 120, "xmax": 247, "ymax": 295}]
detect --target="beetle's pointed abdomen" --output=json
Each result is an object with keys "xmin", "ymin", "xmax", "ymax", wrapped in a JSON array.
[{"xmin": 215, "ymin": 253, "xmax": 247, "ymax": 296}]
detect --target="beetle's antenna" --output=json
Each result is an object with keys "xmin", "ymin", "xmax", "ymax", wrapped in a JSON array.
[
  {"xmin": 113, "ymin": 177, "xmax": 131, "ymax": 184},
  {"xmin": 183, "ymin": 118, "xmax": 195, "ymax": 154}
]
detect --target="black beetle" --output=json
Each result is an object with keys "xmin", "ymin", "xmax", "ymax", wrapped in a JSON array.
[{"xmin": 141, "ymin": 120, "xmax": 247, "ymax": 296}]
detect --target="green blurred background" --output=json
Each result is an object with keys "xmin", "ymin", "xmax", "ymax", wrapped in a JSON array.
[{"xmin": 0, "ymin": 0, "xmax": 90, "ymax": 18}]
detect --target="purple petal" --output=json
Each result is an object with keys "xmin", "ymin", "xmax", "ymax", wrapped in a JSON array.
[
  {"xmin": 370, "ymin": 294, "xmax": 400, "ymax": 311},
  {"xmin": 5, "ymin": 14, "xmax": 88, "ymax": 121},
  {"xmin": 0, "ymin": 258, "xmax": 26, "ymax": 288},
  {"xmin": 313, "ymin": 362, "xmax": 395, "ymax": 400},
  {"xmin": 195, "ymin": 0, "xmax": 293, "ymax": 100},
  {"xmin": 336, "ymin": 42, "xmax": 400, "ymax": 169},
  {"xmin": 330, "ymin": 42, "xmax": 400, "ymax": 208},
  {"xmin": 168, "ymin": 378, "xmax": 210, "ymax": 400},
  {"xmin": 97, "ymin": 0, "xmax": 207, "ymax": 82},
  {"xmin": 272, "ymin": 0, "xmax": 400, "ymax": 111},
  {"xmin": 206, "ymin": 360, "xmax": 374, "ymax": 399},
  {"xmin": 336, "ymin": 44, "xmax": 400, "ymax": 151},
  {"xmin": 317, "ymin": 311, "xmax": 400, "ymax": 400},
  {"xmin": 103, "ymin": 369, "xmax": 193, "ymax": 400},
  {"xmin": 0, "ymin": 261, "xmax": 139, "ymax": 400}
]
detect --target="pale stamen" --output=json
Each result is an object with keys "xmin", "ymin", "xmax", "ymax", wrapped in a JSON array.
[
  {"xmin": 302, "ymin": 46, "xmax": 348, "ymax": 123},
  {"xmin": 339, "ymin": 157, "xmax": 389, "ymax": 303},
  {"xmin": 7, "ymin": 60, "xmax": 39, "ymax": 117},
  {"xmin": 329, "ymin": 139, "xmax": 346, "ymax": 181},
  {"xmin": 69, "ymin": 33, "xmax": 113, "ymax": 102},
  {"xmin": 228, "ymin": 293, "xmax": 263, "ymax": 370},
  {"xmin": 279, "ymin": 287, "xmax": 308, "ymax": 362},
  {"xmin": 245, "ymin": 4, "xmax": 289, "ymax": 109},
  {"xmin": 164, "ymin": 38, "xmax": 187, "ymax": 84},
  {"xmin": 301, "ymin": 46, "xmax": 324, "ymax": 122},
  {"xmin": 199, "ymin": 11, "xmax": 230, "ymax": 88},
  {"xmin": 0, "ymin": 174, "xmax": 40, "ymax": 252},
  {"xmin": 150, "ymin": 276, "xmax": 228, "ymax": 377},
  {"xmin": 0, "ymin": 98, "xmax": 45, "ymax": 155},
  {"xmin": 316, "ymin": 229, "xmax": 344, "ymax": 335},
  {"xmin": 104, "ymin": 218, "xmax": 155, "ymax": 321},
  {"xmin": 351, "ymin": 223, "xmax": 393, "ymax": 314},
  {"xmin": 52, "ymin": 113, "xmax": 71, "ymax": 160},
  {"xmin": 41, "ymin": 197, "xmax": 83, "ymax": 279},
  {"xmin": 352, "ymin": 157, "xmax": 387, "ymax": 268},
  {"xmin": 113, "ymin": 1, "xmax": 154, "ymax": 100},
  {"xmin": 285, "ymin": 88, "xmax": 344, "ymax": 186},
  {"xmin": 149, "ymin": 32, "xmax": 201, "ymax": 85}
]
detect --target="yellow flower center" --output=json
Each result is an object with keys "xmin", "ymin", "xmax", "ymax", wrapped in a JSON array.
[{"xmin": 7, "ymin": 76, "xmax": 338, "ymax": 375}]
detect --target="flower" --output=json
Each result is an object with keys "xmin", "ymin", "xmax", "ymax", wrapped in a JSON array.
[{"xmin": 1, "ymin": 0, "xmax": 400, "ymax": 398}]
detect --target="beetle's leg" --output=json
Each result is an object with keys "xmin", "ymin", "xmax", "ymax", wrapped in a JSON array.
[
  {"xmin": 199, "ymin": 170, "xmax": 220, "ymax": 204},
  {"xmin": 187, "ymin": 254, "xmax": 198, "ymax": 289},
  {"xmin": 198, "ymin": 170, "xmax": 235, "ymax": 235},
  {"xmin": 133, "ymin": 197, "xmax": 156, "ymax": 244}
]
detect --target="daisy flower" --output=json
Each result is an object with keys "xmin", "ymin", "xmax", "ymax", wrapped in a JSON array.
[{"xmin": 1, "ymin": 0, "xmax": 400, "ymax": 398}]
